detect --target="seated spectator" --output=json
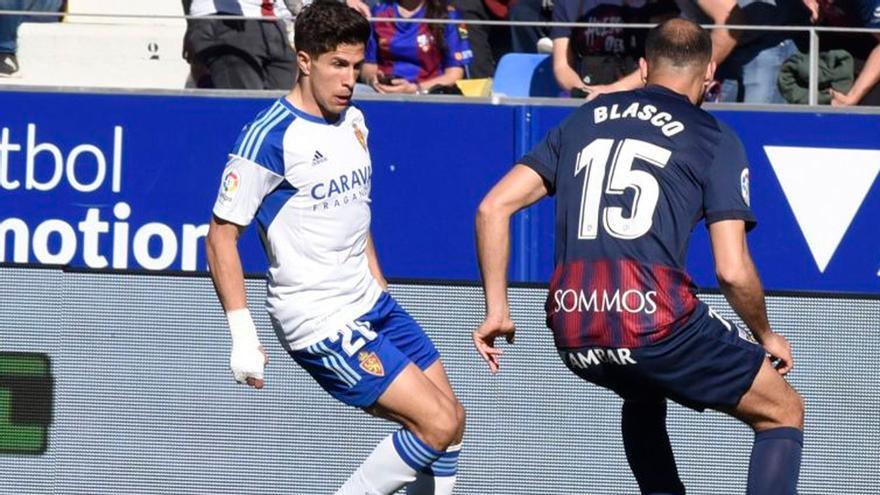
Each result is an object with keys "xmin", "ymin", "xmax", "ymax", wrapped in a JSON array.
[
  {"xmin": 455, "ymin": 0, "xmax": 511, "ymax": 78},
  {"xmin": 183, "ymin": 0, "xmax": 297, "ymax": 89},
  {"xmin": 550, "ymin": 0, "xmax": 656, "ymax": 95},
  {"xmin": 360, "ymin": 0, "xmax": 473, "ymax": 94},
  {"xmin": 583, "ymin": 0, "xmax": 810, "ymax": 103},
  {"xmin": 804, "ymin": 0, "xmax": 880, "ymax": 105},
  {"xmin": 0, "ymin": 0, "xmax": 64, "ymax": 77},
  {"xmin": 508, "ymin": 0, "xmax": 553, "ymax": 55}
]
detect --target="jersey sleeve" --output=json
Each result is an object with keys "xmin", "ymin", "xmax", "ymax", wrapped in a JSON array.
[
  {"xmin": 443, "ymin": 10, "xmax": 474, "ymax": 68},
  {"xmin": 703, "ymin": 124, "xmax": 757, "ymax": 231},
  {"xmin": 212, "ymin": 154, "xmax": 285, "ymax": 227},
  {"xmin": 519, "ymin": 123, "xmax": 563, "ymax": 195}
]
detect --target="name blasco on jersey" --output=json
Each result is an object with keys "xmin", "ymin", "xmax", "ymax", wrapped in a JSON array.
[{"xmin": 593, "ymin": 101, "xmax": 685, "ymax": 137}]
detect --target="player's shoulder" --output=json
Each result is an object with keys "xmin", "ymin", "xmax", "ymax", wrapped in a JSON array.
[
  {"xmin": 709, "ymin": 118, "xmax": 745, "ymax": 153},
  {"xmin": 231, "ymin": 99, "xmax": 297, "ymax": 174},
  {"xmin": 345, "ymin": 103, "xmax": 366, "ymax": 120}
]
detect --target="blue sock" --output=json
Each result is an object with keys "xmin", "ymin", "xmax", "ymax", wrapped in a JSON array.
[
  {"xmin": 747, "ymin": 427, "xmax": 803, "ymax": 495},
  {"xmin": 421, "ymin": 443, "xmax": 460, "ymax": 477},
  {"xmin": 621, "ymin": 400, "xmax": 685, "ymax": 495},
  {"xmin": 392, "ymin": 429, "xmax": 444, "ymax": 472}
]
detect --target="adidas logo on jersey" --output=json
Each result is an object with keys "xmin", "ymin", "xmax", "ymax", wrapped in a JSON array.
[{"xmin": 312, "ymin": 150, "xmax": 328, "ymax": 166}]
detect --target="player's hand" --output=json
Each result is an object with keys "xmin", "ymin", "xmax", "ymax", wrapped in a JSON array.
[
  {"xmin": 230, "ymin": 344, "xmax": 269, "ymax": 389},
  {"xmin": 472, "ymin": 315, "xmax": 516, "ymax": 374},
  {"xmin": 761, "ymin": 332, "xmax": 793, "ymax": 375}
]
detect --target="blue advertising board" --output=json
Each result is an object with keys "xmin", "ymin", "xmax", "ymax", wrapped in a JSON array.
[{"xmin": 1, "ymin": 90, "xmax": 878, "ymax": 293}]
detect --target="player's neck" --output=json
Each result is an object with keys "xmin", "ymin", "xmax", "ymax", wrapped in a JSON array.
[
  {"xmin": 288, "ymin": 83, "xmax": 341, "ymax": 123},
  {"xmin": 645, "ymin": 76, "xmax": 702, "ymax": 106}
]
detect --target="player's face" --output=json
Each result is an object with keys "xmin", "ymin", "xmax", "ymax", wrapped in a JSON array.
[{"xmin": 305, "ymin": 43, "xmax": 365, "ymax": 117}]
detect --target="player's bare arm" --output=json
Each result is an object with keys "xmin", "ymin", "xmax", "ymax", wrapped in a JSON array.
[
  {"xmin": 206, "ymin": 215, "xmax": 248, "ymax": 311},
  {"xmin": 206, "ymin": 215, "xmax": 269, "ymax": 389},
  {"xmin": 474, "ymin": 165, "xmax": 549, "ymax": 373},
  {"xmin": 708, "ymin": 219, "xmax": 793, "ymax": 374}
]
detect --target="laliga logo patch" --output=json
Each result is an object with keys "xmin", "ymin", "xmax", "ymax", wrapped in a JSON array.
[
  {"xmin": 740, "ymin": 168, "xmax": 750, "ymax": 206},
  {"xmin": 219, "ymin": 169, "xmax": 240, "ymax": 203},
  {"xmin": 358, "ymin": 351, "xmax": 385, "ymax": 377},
  {"xmin": 353, "ymin": 123, "xmax": 367, "ymax": 151}
]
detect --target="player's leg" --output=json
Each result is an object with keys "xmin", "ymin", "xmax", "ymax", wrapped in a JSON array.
[
  {"xmin": 404, "ymin": 360, "xmax": 465, "ymax": 495},
  {"xmin": 338, "ymin": 362, "xmax": 461, "ymax": 495},
  {"xmin": 560, "ymin": 351, "xmax": 684, "ymax": 495},
  {"xmin": 288, "ymin": 313, "xmax": 460, "ymax": 495},
  {"xmin": 332, "ymin": 294, "xmax": 465, "ymax": 495},
  {"xmin": 720, "ymin": 358, "xmax": 804, "ymax": 495},
  {"xmin": 373, "ymin": 298, "xmax": 465, "ymax": 495},
  {"xmin": 633, "ymin": 303, "xmax": 803, "ymax": 495},
  {"xmin": 621, "ymin": 398, "xmax": 685, "ymax": 495}
]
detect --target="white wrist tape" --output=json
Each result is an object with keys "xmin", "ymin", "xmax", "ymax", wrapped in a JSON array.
[{"xmin": 226, "ymin": 308, "xmax": 260, "ymax": 347}]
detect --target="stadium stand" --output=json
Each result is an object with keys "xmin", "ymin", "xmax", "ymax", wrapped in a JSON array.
[{"xmin": 0, "ymin": 0, "xmax": 190, "ymax": 89}]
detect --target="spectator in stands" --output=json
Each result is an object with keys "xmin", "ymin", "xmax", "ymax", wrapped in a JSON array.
[
  {"xmin": 550, "ymin": 0, "xmax": 657, "ymax": 95},
  {"xmin": 803, "ymin": 0, "xmax": 880, "ymax": 105},
  {"xmin": 360, "ymin": 0, "xmax": 473, "ymax": 94},
  {"xmin": 455, "ymin": 0, "xmax": 510, "ymax": 78},
  {"xmin": 0, "ymin": 0, "xmax": 63, "ymax": 77},
  {"xmin": 508, "ymin": 0, "xmax": 553, "ymax": 55},
  {"xmin": 183, "ymin": 0, "xmax": 297, "ymax": 89},
  {"xmin": 581, "ymin": 0, "xmax": 811, "ymax": 103}
]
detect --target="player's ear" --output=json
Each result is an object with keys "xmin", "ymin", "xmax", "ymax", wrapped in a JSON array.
[
  {"xmin": 297, "ymin": 50, "xmax": 312, "ymax": 77},
  {"xmin": 638, "ymin": 57, "xmax": 648, "ymax": 84}
]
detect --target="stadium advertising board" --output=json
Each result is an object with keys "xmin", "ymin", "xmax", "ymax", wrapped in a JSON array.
[{"xmin": 0, "ymin": 91, "xmax": 878, "ymax": 293}]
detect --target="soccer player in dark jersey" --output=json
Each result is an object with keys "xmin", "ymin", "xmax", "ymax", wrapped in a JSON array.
[{"xmin": 473, "ymin": 18, "xmax": 805, "ymax": 495}]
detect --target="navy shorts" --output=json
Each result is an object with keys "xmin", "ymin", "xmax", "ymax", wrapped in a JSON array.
[
  {"xmin": 559, "ymin": 302, "xmax": 766, "ymax": 411},
  {"xmin": 290, "ymin": 293, "xmax": 440, "ymax": 408}
]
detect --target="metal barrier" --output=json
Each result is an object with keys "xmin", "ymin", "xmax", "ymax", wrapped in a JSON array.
[{"xmin": 2, "ymin": 8, "xmax": 879, "ymax": 105}]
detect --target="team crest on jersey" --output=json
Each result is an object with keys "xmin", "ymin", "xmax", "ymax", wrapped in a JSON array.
[
  {"xmin": 458, "ymin": 23, "xmax": 469, "ymax": 40},
  {"xmin": 358, "ymin": 351, "xmax": 385, "ymax": 376},
  {"xmin": 353, "ymin": 123, "xmax": 367, "ymax": 151},
  {"xmin": 219, "ymin": 169, "xmax": 240, "ymax": 203},
  {"xmin": 417, "ymin": 33, "xmax": 431, "ymax": 52},
  {"xmin": 740, "ymin": 168, "xmax": 750, "ymax": 206}
]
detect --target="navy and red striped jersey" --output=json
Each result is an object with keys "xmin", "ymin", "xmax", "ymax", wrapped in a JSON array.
[
  {"xmin": 365, "ymin": 1, "xmax": 473, "ymax": 83},
  {"xmin": 520, "ymin": 85, "xmax": 755, "ymax": 350}
]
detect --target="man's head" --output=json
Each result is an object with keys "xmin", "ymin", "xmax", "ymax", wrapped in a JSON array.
[
  {"xmin": 293, "ymin": 0, "xmax": 371, "ymax": 117},
  {"xmin": 640, "ymin": 18, "xmax": 716, "ymax": 105}
]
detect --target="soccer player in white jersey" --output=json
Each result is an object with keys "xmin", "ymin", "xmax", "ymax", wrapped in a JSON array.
[{"xmin": 205, "ymin": 2, "xmax": 465, "ymax": 494}]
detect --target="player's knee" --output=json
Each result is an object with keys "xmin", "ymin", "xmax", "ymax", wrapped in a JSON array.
[
  {"xmin": 784, "ymin": 391, "xmax": 805, "ymax": 429},
  {"xmin": 767, "ymin": 388, "xmax": 805, "ymax": 430},
  {"xmin": 424, "ymin": 397, "xmax": 460, "ymax": 451},
  {"xmin": 453, "ymin": 399, "xmax": 466, "ymax": 439}
]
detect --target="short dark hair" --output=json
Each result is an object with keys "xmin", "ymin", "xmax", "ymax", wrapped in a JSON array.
[
  {"xmin": 645, "ymin": 18, "xmax": 712, "ymax": 69},
  {"xmin": 294, "ymin": 0, "xmax": 371, "ymax": 57}
]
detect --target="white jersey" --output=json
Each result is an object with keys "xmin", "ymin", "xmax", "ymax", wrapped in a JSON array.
[
  {"xmin": 213, "ymin": 98, "xmax": 383, "ymax": 351},
  {"xmin": 190, "ymin": 0, "xmax": 293, "ymax": 18}
]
